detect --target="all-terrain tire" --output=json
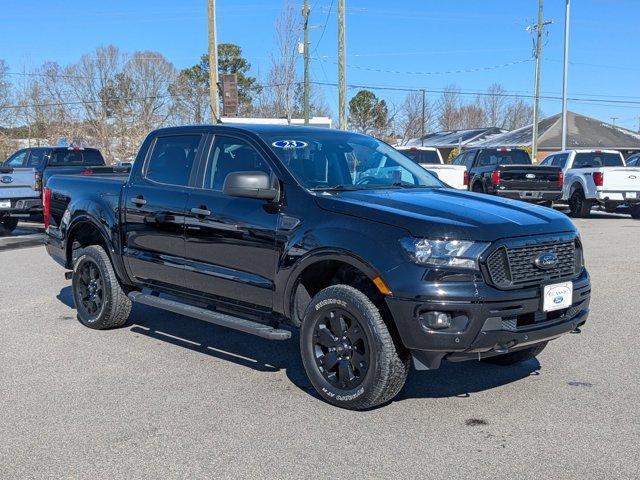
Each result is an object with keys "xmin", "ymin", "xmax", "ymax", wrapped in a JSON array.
[
  {"xmin": 471, "ymin": 182, "xmax": 485, "ymax": 194},
  {"xmin": 482, "ymin": 342, "xmax": 548, "ymax": 366},
  {"xmin": 71, "ymin": 245, "xmax": 132, "ymax": 329},
  {"xmin": 630, "ymin": 205, "xmax": 640, "ymax": 219},
  {"xmin": 568, "ymin": 188, "xmax": 592, "ymax": 217},
  {"xmin": 300, "ymin": 285, "xmax": 410, "ymax": 410},
  {"xmin": 0, "ymin": 217, "xmax": 19, "ymax": 235}
]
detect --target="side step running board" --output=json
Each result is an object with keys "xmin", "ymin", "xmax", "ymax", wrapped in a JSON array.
[{"xmin": 128, "ymin": 292, "xmax": 291, "ymax": 341}]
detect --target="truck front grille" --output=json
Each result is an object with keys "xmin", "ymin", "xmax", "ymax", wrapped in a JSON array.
[{"xmin": 486, "ymin": 240, "xmax": 575, "ymax": 289}]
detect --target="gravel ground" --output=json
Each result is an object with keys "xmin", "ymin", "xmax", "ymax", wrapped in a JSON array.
[{"xmin": 1, "ymin": 213, "xmax": 638, "ymax": 479}]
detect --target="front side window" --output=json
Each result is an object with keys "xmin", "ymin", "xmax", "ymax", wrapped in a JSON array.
[
  {"xmin": 400, "ymin": 149, "xmax": 440, "ymax": 165},
  {"xmin": 552, "ymin": 154, "xmax": 568, "ymax": 169},
  {"xmin": 4, "ymin": 150, "xmax": 27, "ymax": 167},
  {"xmin": 261, "ymin": 131, "xmax": 443, "ymax": 190},
  {"xmin": 26, "ymin": 149, "xmax": 50, "ymax": 167},
  {"xmin": 203, "ymin": 136, "xmax": 272, "ymax": 191},
  {"xmin": 539, "ymin": 156, "xmax": 553, "ymax": 166},
  {"xmin": 145, "ymin": 135, "xmax": 201, "ymax": 186}
]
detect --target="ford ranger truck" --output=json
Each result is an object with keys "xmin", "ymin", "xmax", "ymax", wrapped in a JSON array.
[{"xmin": 44, "ymin": 125, "xmax": 591, "ymax": 410}]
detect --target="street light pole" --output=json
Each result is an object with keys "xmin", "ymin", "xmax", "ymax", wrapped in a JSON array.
[{"xmin": 561, "ymin": 0, "xmax": 571, "ymax": 150}]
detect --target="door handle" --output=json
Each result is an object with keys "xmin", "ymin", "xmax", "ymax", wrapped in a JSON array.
[
  {"xmin": 190, "ymin": 207, "xmax": 211, "ymax": 217},
  {"xmin": 131, "ymin": 196, "xmax": 147, "ymax": 206}
]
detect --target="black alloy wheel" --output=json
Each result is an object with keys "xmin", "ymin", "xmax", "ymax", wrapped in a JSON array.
[
  {"xmin": 312, "ymin": 308, "xmax": 370, "ymax": 390},
  {"xmin": 75, "ymin": 259, "xmax": 105, "ymax": 319}
]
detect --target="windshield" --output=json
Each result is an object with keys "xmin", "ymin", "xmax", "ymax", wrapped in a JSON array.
[
  {"xmin": 477, "ymin": 149, "xmax": 532, "ymax": 166},
  {"xmin": 399, "ymin": 149, "xmax": 441, "ymax": 165},
  {"xmin": 573, "ymin": 152, "xmax": 624, "ymax": 168},
  {"xmin": 261, "ymin": 131, "xmax": 443, "ymax": 190}
]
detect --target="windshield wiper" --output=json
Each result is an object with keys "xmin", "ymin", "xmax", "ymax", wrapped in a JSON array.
[{"xmin": 311, "ymin": 184, "xmax": 359, "ymax": 192}]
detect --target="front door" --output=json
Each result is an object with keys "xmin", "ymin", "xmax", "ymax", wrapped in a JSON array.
[
  {"xmin": 123, "ymin": 133, "xmax": 204, "ymax": 292},
  {"xmin": 183, "ymin": 134, "xmax": 280, "ymax": 309}
]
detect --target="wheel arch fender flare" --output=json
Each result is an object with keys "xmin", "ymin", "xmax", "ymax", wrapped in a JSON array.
[{"xmin": 280, "ymin": 248, "xmax": 383, "ymax": 320}]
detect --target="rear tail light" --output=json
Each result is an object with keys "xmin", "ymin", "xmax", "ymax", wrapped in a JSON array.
[
  {"xmin": 593, "ymin": 171, "xmax": 604, "ymax": 187},
  {"xmin": 80, "ymin": 169, "xmax": 94, "ymax": 175},
  {"xmin": 558, "ymin": 170, "xmax": 564, "ymax": 187},
  {"xmin": 491, "ymin": 170, "xmax": 501, "ymax": 186},
  {"xmin": 43, "ymin": 187, "xmax": 52, "ymax": 230},
  {"xmin": 34, "ymin": 171, "xmax": 43, "ymax": 192},
  {"xmin": 463, "ymin": 170, "xmax": 470, "ymax": 187}
]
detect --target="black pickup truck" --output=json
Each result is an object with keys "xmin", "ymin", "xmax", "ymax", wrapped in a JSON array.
[
  {"xmin": 452, "ymin": 148, "xmax": 563, "ymax": 205},
  {"xmin": 44, "ymin": 125, "xmax": 590, "ymax": 410}
]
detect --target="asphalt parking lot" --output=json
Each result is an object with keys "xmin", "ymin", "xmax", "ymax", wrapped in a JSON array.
[{"xmin": 1, "ymin": 213, "xmax": 639, "ymax": 479}]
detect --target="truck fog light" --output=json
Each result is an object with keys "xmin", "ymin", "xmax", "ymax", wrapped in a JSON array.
[{"xmin": 420, "ymin": 311, "xmax": 452, "ymax": 330}]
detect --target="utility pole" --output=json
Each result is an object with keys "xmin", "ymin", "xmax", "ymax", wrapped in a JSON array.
[
  {"xmin": 208, "ymin": 0, "xmax": 219, "ymax": 122},
  {"xmin": 611, "ymin": 117, "xmax": 618, "ymax": 127},
  {"xmin": 561, "ymin": 0, "xmax": 571, "ymax": 150},
  {"xmin": 530, "ymin": 0, "xmax": 551, "ymax": 161},
  {"xmin": 302, "ymin": 0, "xmax": 311, "ymax": 124},
  {"xmin": 338, "ymin": 0, "xmax": 346, "ymax": 130},
  {"xmin": 421, "ymin": 89, "xmax": 426, "ymax": 146}
]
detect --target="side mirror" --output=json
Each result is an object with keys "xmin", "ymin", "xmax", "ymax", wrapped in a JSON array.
[{"xmin": 223, "ymin": 171, "xmax": 280, "ymax": 201}]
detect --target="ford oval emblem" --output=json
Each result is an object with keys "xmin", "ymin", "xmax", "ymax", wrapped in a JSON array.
[
  {"xmin": 0, "ymin": 175, "xmax": 13, "ymax": 184},
  {"xmin": 629, "ymin": 175, "xmax": 637, "ymax": 179},
  {"xmin": 534, "ymin": 252, "xmax": 558, "ymax": 270},
  {"xmin": 525, "ymin": 173, "xmax": 536, "ymax": 179}
]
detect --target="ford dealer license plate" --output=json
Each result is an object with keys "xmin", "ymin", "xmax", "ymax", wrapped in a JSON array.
[
  {"xmin": 0, "ymin": 200, "xmax": 10, "ymax": 209},
  {"xmin": 543, "ymin": 281, "xmax": 573, "ymax": 312}
]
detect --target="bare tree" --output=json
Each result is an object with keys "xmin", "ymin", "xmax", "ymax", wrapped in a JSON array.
[
  {"xmin": 395, "ymin": 91, "xmax": 435, "ymax": 144},
  {"xmin": 0, "ymin": 60, "xmax": 11, "ymax": 125},
  {"xmin": 505, "ymin": 97, "xmax": 534, "ymax": 130},
  {"xmin": 437, "ymin": 84, "xmax": 462, "ymax": 131},
  {"xmin": 482, "ymin": 83, "xmax": 508, "ymax": 128},
  {"xmin": 458, "ymin": 103, "xmax": 486, "ymax": 129}
]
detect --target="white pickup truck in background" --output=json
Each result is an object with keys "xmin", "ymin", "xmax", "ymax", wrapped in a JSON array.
[
  {"xmin": 395, "ymin": 146, "xmax": 468, "ymax": 189},
  {"xmin": 0, "ymin": 165, "xmax": 41, "ymax": 234},
  {"xmin": 540, "ymin": 149, "xmax": 640, "ymax": 218}
]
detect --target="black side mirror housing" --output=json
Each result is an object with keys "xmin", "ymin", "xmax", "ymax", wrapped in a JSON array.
[{"xmin": 223, "ymin": 171, "xmax": 280, "ymax": 201}]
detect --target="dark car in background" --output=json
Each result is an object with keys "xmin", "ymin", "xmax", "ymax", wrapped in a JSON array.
[{"xmin": 452, "ymin": 147, "xmax": 564, "ymax": 206}]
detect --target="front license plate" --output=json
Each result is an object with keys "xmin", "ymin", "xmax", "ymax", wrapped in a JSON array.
[
  {"xmin": 626, "ymin": 192, "xmax": 637, "ymax": 199},
  {"xmin": 543, "ymin": 281, "xmax": 573, "ymax": 312},
  {"xmin": 0, "ymin": 200, "xmax": 10, "ymax": 209}
]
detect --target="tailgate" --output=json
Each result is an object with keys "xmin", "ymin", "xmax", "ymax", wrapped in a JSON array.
[
  {"xmin": 601, "ymin": 168, "xmax": 640, "ymax": 192},
  {"xmin": 0, "ymin": 167, "xmax": 38, "ymax": 199},
  {"xmin": 423, "ymin": 165, "xmax": 466, "ymax": 189},
  {"xmin": 498, "ymin": 166, "xmax": 562, "ymax": 191}
]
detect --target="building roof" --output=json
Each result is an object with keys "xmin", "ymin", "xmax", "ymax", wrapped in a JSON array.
[
  {"xmin": 473, "ymin": 111, "xmax": 640, "ymax": 150},
  {"xmin": 220, "ymin": 116, "xmax": 332, "ymax": 128},
  {"xmin": 405, "ymin": 127, "xmax": 506, "ymax": 148}
]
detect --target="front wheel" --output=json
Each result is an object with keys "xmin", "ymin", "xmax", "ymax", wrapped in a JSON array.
[
  {"xmin": 72, "ymin": 245, "xmax": 132, "ymax": 329},
  {"xmin": 300, "ymin": 285, "xmax": 410, "ymax": 410},
  {"xmin": 568, "ymin": 189, "xmax": 592, "ymax": 217},
  {"xmin": 482, "ymin": 342, "xmax": 547, "ymax": 366},
  {"xmin": 631, "ymin": 204, "xmax": 640, "ymax": 219}
]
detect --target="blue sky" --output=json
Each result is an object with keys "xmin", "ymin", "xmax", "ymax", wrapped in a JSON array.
[{"xmin": 2, "ymin": 0, "xmax": 639, "ymax": 131}]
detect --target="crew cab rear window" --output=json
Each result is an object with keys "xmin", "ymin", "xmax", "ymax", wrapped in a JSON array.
[
  {"xmin": 573, "ymin": 152, "xmax": 624, "ymax": 168},
  {"xmin": 145, "ymin": 135, "xmax": 201, "ymax": 186},
  {"xmin": 48, "ymin": 149, "xmax": 105, "ymax": 167},
  {"xmin": 477, "ymin": 149, "xmax": 531, "ymax": 166},
  {"xmin": 401, "ymin": 149, "xmax": 440, "ymax": 165}
]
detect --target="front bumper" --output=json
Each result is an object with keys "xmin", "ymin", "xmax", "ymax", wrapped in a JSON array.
[
  {"xmin": 385, "ymin": 269, "xmax": 590, "ymax": 369},
  {"xmin": 492, "ymin": 189, "xmax": 562, "ymax": 203}
]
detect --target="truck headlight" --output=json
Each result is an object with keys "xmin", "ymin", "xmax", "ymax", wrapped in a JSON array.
[{"xmin": 399, "ymin": 238, "xmax": 489, "ymax": 270}]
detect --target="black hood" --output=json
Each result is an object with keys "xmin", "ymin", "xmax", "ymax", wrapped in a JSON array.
[{"xmin": 314, "ymin": 188, "xmax": 576, "ymax": 242}]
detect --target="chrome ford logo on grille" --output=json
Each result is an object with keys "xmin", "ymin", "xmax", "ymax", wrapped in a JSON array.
[
  {"xmin": 0, "ymin": 176, "xmax": 13, "ymax": 184},
  {"xmin": 525, "ymin": 173, "xmax": 536, "ymax": 179},
  {"xmin": 534, "ymin": 252, "xmax": 558, "ymax": 270}
]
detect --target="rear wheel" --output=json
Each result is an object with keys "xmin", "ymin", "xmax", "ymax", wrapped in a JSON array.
[
  {"xmin": 300, "ymin": 285, "xmax": 410, "ymax": 410},
  {"xmin": 0, "ymin": 217, "xmax": 18, "ymax": 235},
  {"xmin": 471, "ymin": 182, "xmax": 484, "ymax": 194},
  {"xmin": 72, "ymin": 245, "xmax": 132, "ymax": 329},
  {"xmin": 568, "ymin": 188, "xmax": 592, "ymax": 217},
  {"xmin": 482, "ymin": 342, "xmax": 547, "ymax": 366}
]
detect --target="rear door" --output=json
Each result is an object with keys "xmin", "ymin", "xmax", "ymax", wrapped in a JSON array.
[
  {"xmin": 123, "ymin": 133, "xmax": 205, "ymax": 292},
  {"xmin": 183, "ymin": 133, "xmax": 280, "ymax": 309}
]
